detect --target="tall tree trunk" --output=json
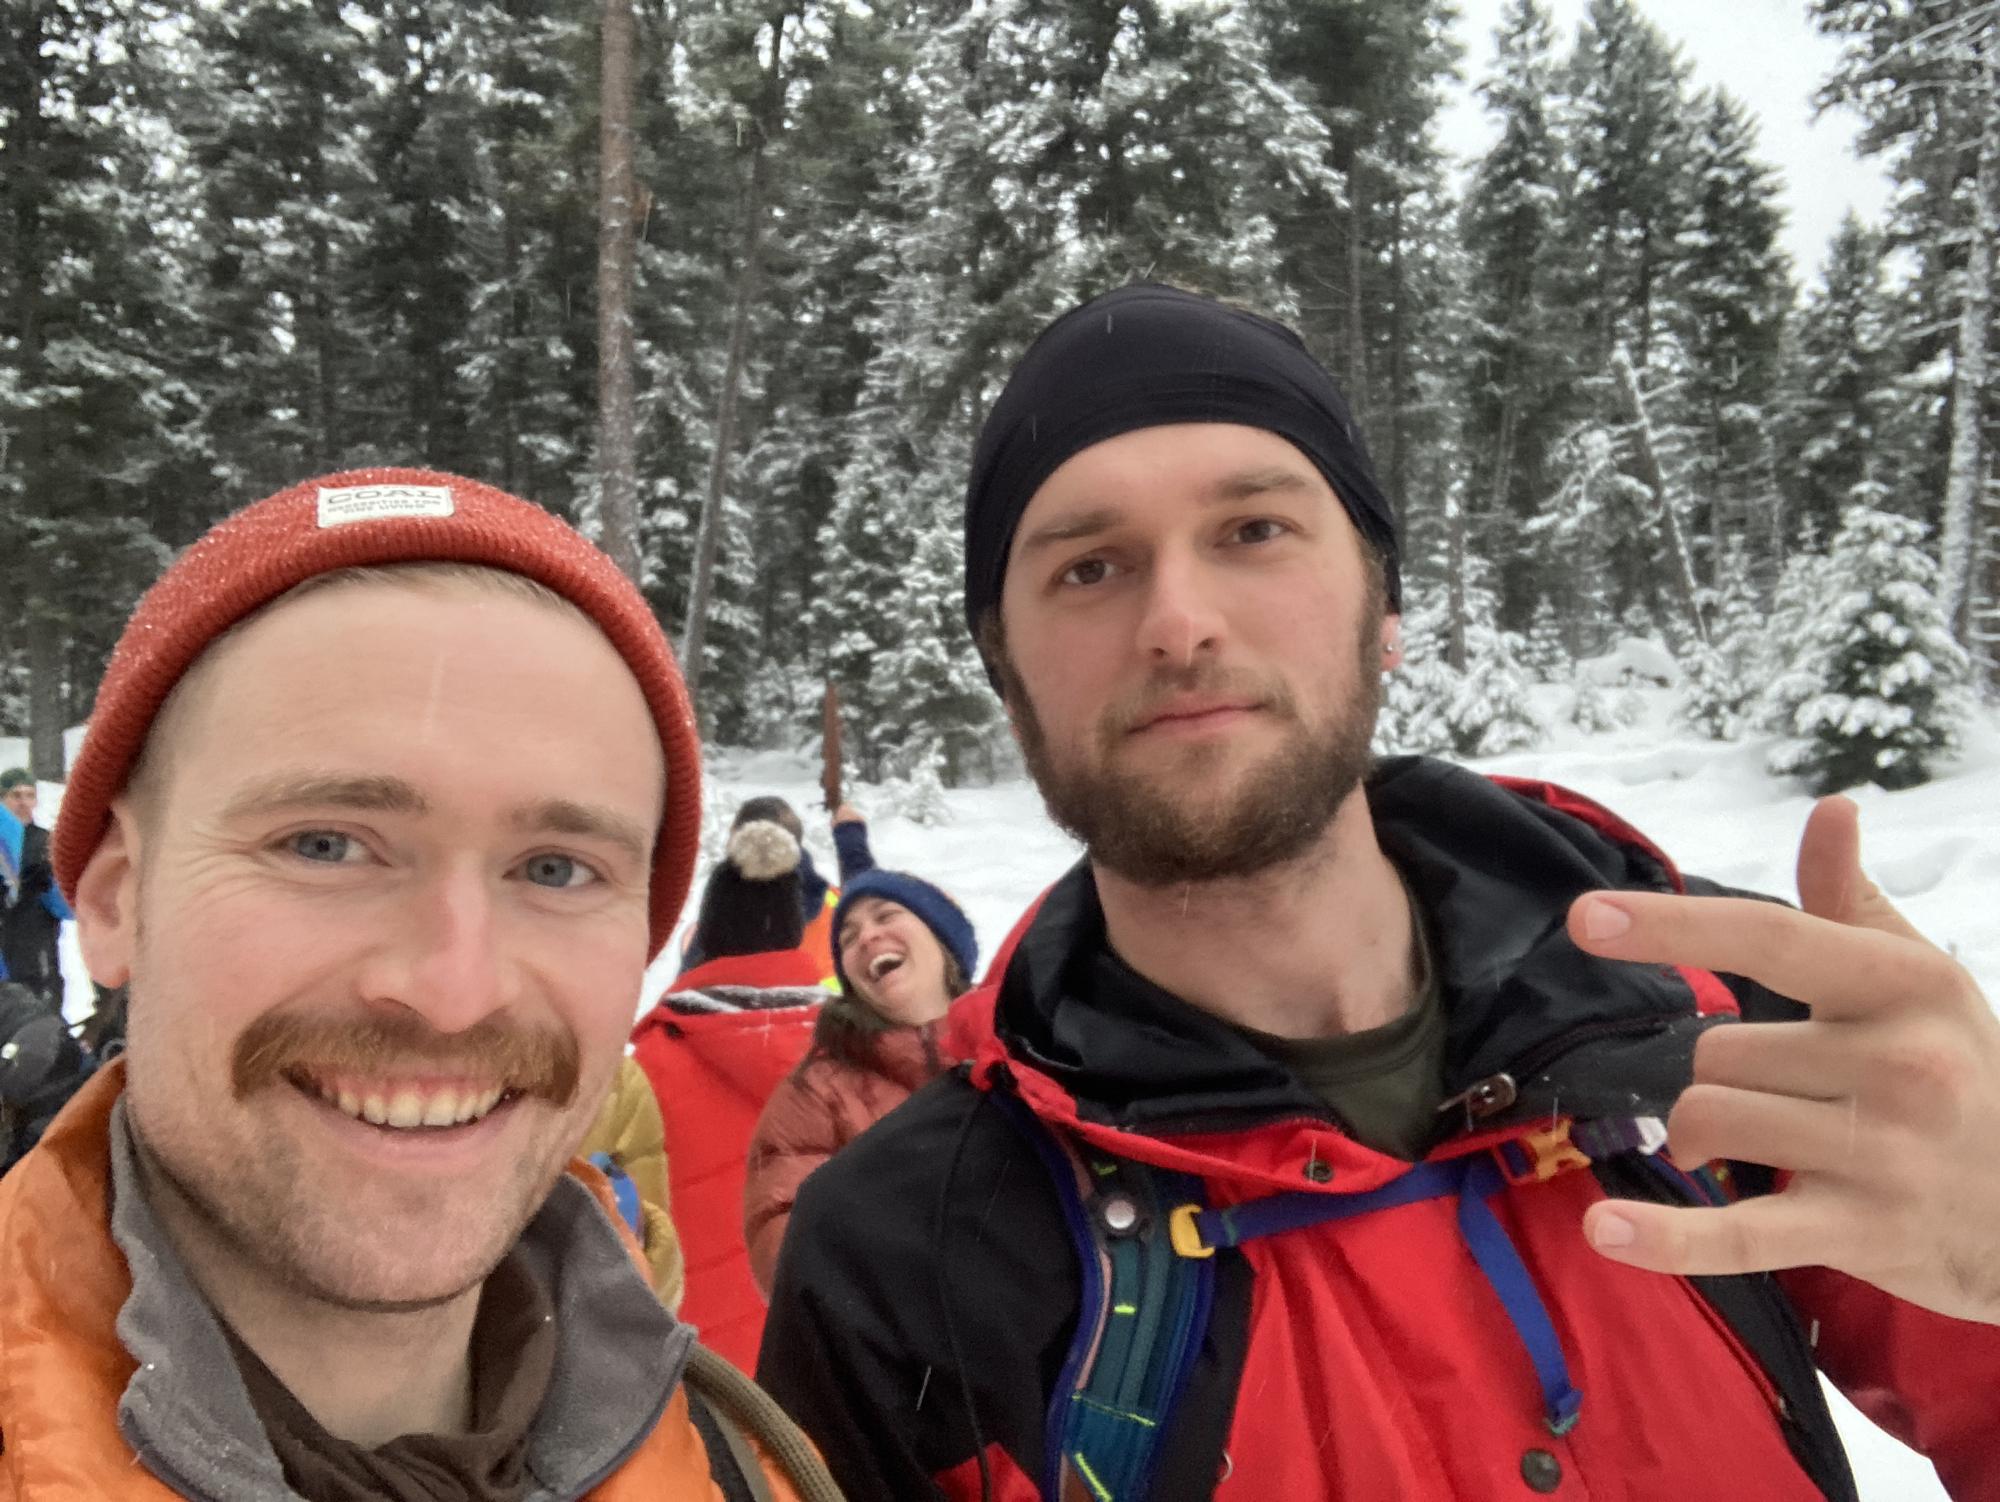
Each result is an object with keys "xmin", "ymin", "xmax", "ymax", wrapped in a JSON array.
[
  {"xmin": 1345, "ymin": 150, "xmax": 1367, "ymax": 422},
  {"xmin": 680, "ymin": 15, "xmax": 786, "ymax": 707},
  {"xmin": 10, "ymin": 4, "xmax": 60, "ymax": 779},
  {"xmin": 26, "ymin": 616, "xmax": 63, "ymax": 779},
  {"xmin": 1484, "ymin": 254, "xmax": 1534, "ymax": 619},
  {"xmin": 499, "ymin": 137, "xmax": 523, "ymax": 495},
  {"xmin": 1385, "ymin": 194, "xmax": 1408, "ymax": 524},
  {"xmin": 1968, "ymin": 470, "xmax": 2000, "ymax": 700},
  {"xmin": 1613, "ymin": 344, "xmax": 1708, "ymax": 647},
  {"xmin": 1445, "ymin": 482, "xmax": 1469, "ymax": 673},
  {"xmin": 304, "ymin": 84, "xmax": 337, "ymax": 471},
  {"xmin": 1974, "ymin": 467, "xmax": 2000, "ymax": 697},
  {"xmin": 593, "ymin": 0, "xmax": 643, "ymax": 583},
  {"xmin": 1939, "ymin": 24, "xmax": 1997, "ymax": 642}
]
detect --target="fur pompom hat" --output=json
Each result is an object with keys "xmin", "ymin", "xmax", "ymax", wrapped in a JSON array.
[{"xmin": 689, "ymin": 820, "xmax": 806, "ymax": 960}]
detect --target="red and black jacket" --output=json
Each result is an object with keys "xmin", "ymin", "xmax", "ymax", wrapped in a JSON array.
[{"xmin": 757, "ymin": 758, "xmax": 2000, "ymax": 1500}]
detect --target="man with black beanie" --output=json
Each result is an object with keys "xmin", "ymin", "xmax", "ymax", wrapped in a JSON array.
[{"xmin": 758, "ymin": 285, "xmax": 2000, "ymax": 1500}]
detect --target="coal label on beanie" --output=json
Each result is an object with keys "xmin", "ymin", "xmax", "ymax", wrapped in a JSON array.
[{"xmin": 316, "ymin": 484, "xmax": 455, "ymax": 528}]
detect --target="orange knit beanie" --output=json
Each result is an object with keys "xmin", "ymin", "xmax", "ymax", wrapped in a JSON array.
[{"xmin": 52, "ymin": 468, "xmax": 702, "ymax": 960}]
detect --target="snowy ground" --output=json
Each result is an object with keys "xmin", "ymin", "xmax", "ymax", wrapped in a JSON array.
[{"xmin": 22, "ymin": 692, "xmax": 1997, "ymax": 1496}]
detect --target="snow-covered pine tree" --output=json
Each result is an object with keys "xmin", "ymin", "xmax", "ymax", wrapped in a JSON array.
[
  {"xmin": 1767, "ymin": 505, "xmax": 1974, "ymax": 794},
  {"xmin": 1777, "ymin": 215, "xmax": 1907, "ymax": 546},
  {"xmin": 181, "ymin": 1, "xmax": 379, "ymax": 487},
  {"xmin": 1247, "ymin": 0, "xmax": 1461, "ymax": 472},
  {"xmin": 1814, "ymin": 1, "xmax": 1999, "ymax": 680},
  {"xmin": 1677, "ymin": 542, "xmax": 1764, "ymax": 739},
  {"xmin": 865, "ymin": 491, "xmax": 1000, "ymax": 787},
  {"xmin": 1617, "ymin": 603, "xmax": 1658, "ymax": 648},
  {"xmin": 3, "ymin": 0, "xmax": 204, "ymax": 772},
  {"xmin": 1529, "ymin": 422, "xmax": 1627, "ymax": 659},
  {"xmin": 812, "ymin": 412, "xmax": 942, "ymax": 782},
  {"xmin": 1670, "ymin": 87, "xmax": 1792, "ymax": 584},
  {"xmin": 1375, "ymin": 600, "xmax": 1461, "ymax": 758},
  {"xmin": 344, "ymin": 2, "xmax": 496, "ymax": 479},
  {"xmin": 1520, "ymin": 597, "xmax": 1570, "ymax": 683},
  {"xmin": 1570, "ymin": 674, "xmax": 1621, "ymax": 734},
  {"xmin": 682, "ymin": 479, "xmax": 769, "ymax": 745},
  {"xmin": 875, "ymin": 741, "xmax": 954, "ymax": 828},
  {"xmin": 639, "ymin": 0, "xmax": 917, "ymax": 737},
  {"xmin": 1459, "ymin": 0, "xmax": 1577, "ymax": 631},
  {"xmin": 1558, "ymin": 0, "xmax": 1694, "ymax": 375},
  {"xmin": 1376, "ymin": 585, "xmax": 1539, "ymax": 759},
  {"xmin": 1678, "ymin": 648, "xmax": 1741, "ymax": 739},
  {"xmin": 1448, "ymin": 619, "xmax": 1542, "ymax": 756},
  {"xmin": 1542, "ymin": 2, "xmax": 1717, "ymax": 646},
  {"xmin": 1978, "ymin": 469, "xmax": 2000, "ymax": 685},
  {"xmin": 451, "ymin": 3, "xmax": 598, "ymax": 510}
]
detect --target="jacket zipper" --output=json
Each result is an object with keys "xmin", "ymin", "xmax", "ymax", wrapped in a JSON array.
[{"xmin": 1437, "ymin": 1012, "xmax": 1679, "ymax": 1125}]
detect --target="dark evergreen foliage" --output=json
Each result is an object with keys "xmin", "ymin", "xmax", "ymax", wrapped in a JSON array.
[{"xmin": 1, "ymin": 0, "xmax": 1993, "ymax": 793}]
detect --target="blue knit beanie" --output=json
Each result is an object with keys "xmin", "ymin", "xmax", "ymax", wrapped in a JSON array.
[{"xmin": 832, "ymin": 871, "xmax": 979, "ymax": 995}]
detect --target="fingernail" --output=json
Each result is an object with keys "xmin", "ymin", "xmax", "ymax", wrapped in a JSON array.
[
  {"xmin": 1582, "ymin": 900, "xmax": 1632, "ymax": 942},
  {"xmin": 1590, "ymin": 1211, "xmax": 1636, "ymax": 1249}
]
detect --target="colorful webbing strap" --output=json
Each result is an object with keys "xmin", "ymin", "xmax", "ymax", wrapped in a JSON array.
[{"xmin": 1173, "ymin": 1152, "xmax": 1585, "ymax": 1437}]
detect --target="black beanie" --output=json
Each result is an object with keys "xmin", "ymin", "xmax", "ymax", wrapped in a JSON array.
[
  {"xmin": 690, "ymin": 821, "xmax": 806, "ymax": 961},
  {"xmin": 963, "ymin": 284, "xmax": 1400, "ymax": 649}
]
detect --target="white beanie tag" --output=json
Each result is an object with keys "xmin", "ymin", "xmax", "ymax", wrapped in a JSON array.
[{"xmin": 316, "ymin": 484, "xmax": 456, "ymax": 528}]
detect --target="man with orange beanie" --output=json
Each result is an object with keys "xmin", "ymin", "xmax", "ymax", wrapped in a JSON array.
[{"xmin": 0, "ymin": 471, "xmax": 840, "ymax": 1501}]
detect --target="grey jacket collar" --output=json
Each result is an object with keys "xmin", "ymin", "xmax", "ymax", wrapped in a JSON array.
[{"xmin": 108, "ymin": 1100, "xmax": 692, "ymax": 1500}]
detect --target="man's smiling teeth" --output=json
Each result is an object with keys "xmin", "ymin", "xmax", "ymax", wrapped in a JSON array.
[{"xmin": 310, "ymin": 1079, "xmax": 506, "ymax": 1130}]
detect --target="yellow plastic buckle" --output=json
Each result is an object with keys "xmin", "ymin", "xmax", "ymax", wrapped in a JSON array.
[
  {"xmin": 1168, "ymin": 1203, "xmax": 1215, "ymax": 1259},
  {"xmin": 1509, "ymin": 1120, "xmax": 1591, "ymax": 1184}
]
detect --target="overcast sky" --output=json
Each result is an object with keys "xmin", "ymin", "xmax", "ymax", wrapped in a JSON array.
[{"xmin": 1436, "ymin": 0, "xmax": 1897, "ymax": 287}]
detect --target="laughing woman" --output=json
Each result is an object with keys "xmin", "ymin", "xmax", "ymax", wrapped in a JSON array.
[{"xmin": 743, "ymin": 870, "xmax": 978, "ymax": 1296}]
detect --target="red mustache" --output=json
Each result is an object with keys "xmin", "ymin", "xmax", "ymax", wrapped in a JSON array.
[{"xmin": 232, "ymin": 1008, "xmax": 581, "ymax": 1107}]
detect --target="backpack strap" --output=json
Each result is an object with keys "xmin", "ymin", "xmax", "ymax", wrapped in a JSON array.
[
  {"xmin": 1591, "ymin": 1147, "xmax": 1859, "ymax": 1502},
  {"xmin": 680, "ymin": 1341, "xmax": 848, "ymax": 1502},
  {"xmin": 686, "ymin": 1385, "xmax": 771, "ymax": 1502},
  {"xmin": 989, "ymin": 1091, "xmax": 1214, "ymax": 1502}
]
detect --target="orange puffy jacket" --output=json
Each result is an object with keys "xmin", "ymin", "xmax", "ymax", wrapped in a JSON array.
[
  {"xmin": 0, "ymin": 1065, "xmax": 813, "ymax": 1502},
  {"xmin": 743, "ymin": 1024, "xmax": 951, "ymax": 1297}
]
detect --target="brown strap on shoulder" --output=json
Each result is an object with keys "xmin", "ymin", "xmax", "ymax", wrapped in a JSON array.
[{"xmin": 681, "ymin": 1342, "xmax": 846, "ymax": 1502}]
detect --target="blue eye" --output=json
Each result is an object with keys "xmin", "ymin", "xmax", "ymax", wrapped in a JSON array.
[
  {"xmin": 289, "ymin": 831, "xmax": 354, "ymax": 863},
  {"xmin": 522, "ymin": 854, "xmax": 596, "ymax": 889}
]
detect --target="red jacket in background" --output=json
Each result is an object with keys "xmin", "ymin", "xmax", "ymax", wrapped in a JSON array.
[
  {"xmin": 674, "ymin": 947, "xmax": 829, "ymax": 994},
  {"xmin": 631, "ymin": 977, "xmax": 822, "ymax": 1370}
]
